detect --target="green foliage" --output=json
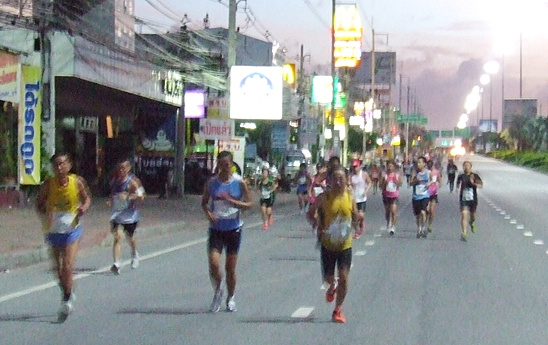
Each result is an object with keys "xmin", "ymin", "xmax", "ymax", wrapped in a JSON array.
[{"xmin": 489, "ymin": 150, "xmax": 548, "ymax": 172}]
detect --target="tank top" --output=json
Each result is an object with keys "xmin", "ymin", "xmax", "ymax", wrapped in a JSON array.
[
  {"xmin": 110, "ymin": 174, "xmax": 140, "ymax": 224},
  {"xmin": 428, "ymin": 169, "xmax": 440, "ymax": 196},
  {"xmin": 43, "ymin": 174, "xmax": 81, "ymax": 234},
  {"xmin": 297, "ymin": 171, "xmax": 308, "ymax": 186},
  {"xmin": 350, "ymin": 171, "xmax": 368, "ymax": 203},
  {"xmin": 259, "ymin": 178, "xmax": 274, "ymax": 200},
  {"xmin": 413, "ymin": 169, "xmax": 430, "ymax": 200},
  {"xmin": 209, "ymin": 174, "xmax": 244, "ymax": 231},
  {"xmin": 383, "ymin": 172, "xmax": 400, "ymax": 198},
  {"xmin": 319, "ymin": 190, "xmax": 353, "ymax": 251}
]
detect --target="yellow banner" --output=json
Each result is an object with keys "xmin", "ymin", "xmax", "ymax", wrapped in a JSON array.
[{"xmin": 18, "ymin": 65, "xmax": 41, "ymax": 185}]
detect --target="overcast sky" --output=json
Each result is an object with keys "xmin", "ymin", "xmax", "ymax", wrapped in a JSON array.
[{"xmin": 136, "ymin": 0, "xmax": 548, "ymax": 130}]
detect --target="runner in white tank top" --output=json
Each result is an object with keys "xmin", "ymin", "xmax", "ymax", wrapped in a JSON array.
[{"xmin": 350, "ymin": 160, "xmax": 371, "ymax": 239}]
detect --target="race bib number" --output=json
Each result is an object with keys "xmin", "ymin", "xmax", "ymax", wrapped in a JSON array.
[
  {"xmin": 314, "ymin": 187, "xmax": 324, "ymax": 197},
  {"xmin": 463, "ymin": 188, "xmax": 474, "ymax": 201},
  {"xmin": 298, "ymin": 177, "xmax": 306, "ymax": 185},
  {"xmin": 386, "ymin": 181, "xmax": 397, "ymax": 193},
  {"xmin": 50, "ymin": 212, "xmax": 77, "ymax": 234},
  {"xmin": 261, "ymin": 190, "xmax": 271, "ymax": 199},
  {"xmin": 112, "ymin": 193, "xmax": 129, "ymax": 212},
  {"xmin": 213, "ymin": 200, "xmax": 239, "ymax": 219},
  {"xmin": 415, "ymin": 184, "xmax": 428, "ymax": 195},
  {"xmin": 326, "ymin": 217, "xmax": 352, "ymax": 244}
]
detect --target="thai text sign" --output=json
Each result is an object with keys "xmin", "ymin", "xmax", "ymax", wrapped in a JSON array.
[
  {"xmin": 199, "ymin": 119, "xmax": 235, "ymax": 140},
  {"xmin": 0, "ymin": 50, "xmax": 19, "ymax": 102},
  {"xmin": 18, "ymin": 65, "xmax": 41, "ymax": 185}
]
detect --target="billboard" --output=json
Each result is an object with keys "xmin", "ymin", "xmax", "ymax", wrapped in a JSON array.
[
  {"xmin": 0, "ymin": 50, "xmax": 19, "ymax": 103},
  {"xmin": 478, "ymin": 119, "xmax": 498, "ymax": 133},
  {"xmin": 184, "ymin": 90, "xmax": 206, "ymax": 118},
  {"xmin": 18, "ymin": 65, "xmax": 41, "ymax": 185},
  {"xmin": 354, "ymin": 51, "xmax": 397, "ymax": 86},
  {"xmin": 503, "ymin": 99, "xmax": 537, "ymax": 129},
  {"xmin": 333, "ymin": 4, "xmax": 362, "ymax": 68},
  {"xmin": 230, "ymin": 66, "xmax": 283, "ymax": 120}
]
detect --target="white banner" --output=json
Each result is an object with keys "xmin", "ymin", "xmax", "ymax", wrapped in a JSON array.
[{"xmin": 199, "ymin": 119, "xmax": 235, "ymax": 140}]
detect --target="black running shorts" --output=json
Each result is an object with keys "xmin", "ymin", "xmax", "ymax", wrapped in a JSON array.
[
  {"xmin": 208, "ymin": 228, "xmax": 242, "ymax": 255},
  {"xmin": 321, "ymin": 246, "xmax": 352, "ymax": 279}
]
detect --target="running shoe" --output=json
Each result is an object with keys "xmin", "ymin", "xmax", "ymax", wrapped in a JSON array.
[
  {"xmin": 209, "ymin": 287, "xmax": 223, "ymax": 313},
  {"xmin": 332, "ymin": 307, "xmax": 346, "ymax": 323},
  {"xmin": 428, "ymin": 224, "xmax": 433, "ymax": 233},
  {"xmin": 325, "ymin": 283, "xmax": 336, "ymax": 303},
  {"xmin": 269, "ymin": 214, "xmax": 274, "ymax": 225},
  {"xmin": 57, "ymin": 301, "xmax": 73, "ymax": 323},
  {"xmin": 389, "ymin": 227, "xmax": 395, "ymax": 236},
  {"xmin": 226, "ymin": 296, "xmax": 237, "ymax": 312},
  {"xmin": 460, "ymin": 233, "xmax": 468, "ymax": 242},
  {"xmin": 470, "ymin": 222, "xmax": 476, "ymax": 233},
  {"xmin": 262, "ymin": 223, "xmax": 268, "ymax": 231},
  {"xmin": 110, "ymin": 264, "xmax": 120, "ymax": 275},
  {"xmin": 131, "ymin": 254, "xmax": 139, "ymax": 269}
]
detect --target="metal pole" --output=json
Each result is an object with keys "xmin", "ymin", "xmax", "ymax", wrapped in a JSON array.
[
  {"xmin": 175, "ymin": 83, "xmax": 186, "ymax": 196},
  {"xmin": 519, "ymin": 31, "xmax": 522, "ymax": 99},
  {"xmin": 502, "ymin": 53, "xmax": 505, "ymax": 129},
  {"xmin": 405, "ymin": 80, "xmax": 410, "ymax": 159},
  {"xmin": 330, "ymin": 0, "xmax": 336, "ymax": 157}
]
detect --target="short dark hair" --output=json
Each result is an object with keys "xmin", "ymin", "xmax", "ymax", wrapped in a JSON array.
[
  {"xmin": 217, "ymin": 150, "xmax": 233, "ymax": 161},
  {"xmin": 50, "ymin": 152, "xmax": 72, "ymax": 163},
  {"xmin": 417, "ymin": 156, "xmax": 427, "ymax": 164},
  {"xmin": 116, "ymin": 157, "xmax": 132, "ymax": 166}
]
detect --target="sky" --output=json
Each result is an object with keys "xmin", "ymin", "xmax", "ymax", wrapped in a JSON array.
[{"xmin": 136, "ymin": 0, "xmax": 548, "ymax": 130}]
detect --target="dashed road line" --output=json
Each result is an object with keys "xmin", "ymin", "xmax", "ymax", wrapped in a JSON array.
[{"xmin": 291, "ymin": 307, "xmax": 314, "ymax": 318}]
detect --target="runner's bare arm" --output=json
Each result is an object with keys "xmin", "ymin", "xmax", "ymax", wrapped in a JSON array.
[
  {"xmin": 236, "ymin": 180, "xmax": 253, "ymax": 209},
  {"xmin": 472, "ymin": 173, "xmax": 483, "ymax": 188},
  {"xmin": 201, "ymin": 179, "xmax": 215, "ymax": 222},
  {"xmin": 76, "ymin": 176, "xmax": 92, "ymax": 215},
  {"xmin": 127, "ymin": 178, "xmax": 145, "ymax": 202},
  {"xmin": 364, "ymin": 172, "xmax": 373, "ymax": 194}
]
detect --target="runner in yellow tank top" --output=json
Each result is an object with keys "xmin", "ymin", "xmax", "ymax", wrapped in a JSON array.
[
  {"xmin": 307, "ymin": 166, "xmax": 362, "ymax": 323},
  {"xmin": 36, "ymin": 152, "xmax": 91, "ymax": 322}
]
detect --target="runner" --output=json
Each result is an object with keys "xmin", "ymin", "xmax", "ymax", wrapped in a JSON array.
[
  {"xmin": 456, "ymin": 161, "xmax": 483, "ymax": 241},
  {"xmin": 349, "ymin": 159, "xmax": 371, "ymax": 239},
  {"xmin": 293, "ymin": 163, "xmax": 311, "ymax": 214},
  {"xmin": 35, "ymin": 152, "xmax": 92, "ymax": 322},
  {"xmin": 307, "ymin": 166, "xmax": 363, "ymax": 323},
  {"xmin": 426, "ymin": 160, "xmax": 441, "ymax": 233},
  {"xmin": 202, "ymin": 151, "xmax": 252, "ymax": 312},
  {"xmin": 410, "ymin": 156, "xmax": 431, "ymax": 238},
  {"xmin": 403, "ymin": 160, "xmax": 413, "ymax": 188},
  {"xmin": 446, "ymin": 158, "xmax": 458, "ymax": 193},
  {"xmin": 308, "ymin": 162, "xmax": 327, "ymax": 206},
  {"xmin": 258, "ymin": 167, "xmax": 277, "ymax": 230},
  {"xmin": 108, "ymin": 158, "xmax": 146, "ymax": 275},
  {"xmin": 369, "ymin": 164, "xmax": 380, "ymax": 194},
  {"xmin": 380, "ymin": 160, "xmax": 403, "ymax": 236}
]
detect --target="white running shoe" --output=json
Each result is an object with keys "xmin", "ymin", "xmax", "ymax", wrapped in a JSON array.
[
  {"xmin": 110, "ymin": 264, "xmax": 120, "ymax": 275},
  {"xmin": 209, "ymin": 287, "xmax": 223, "ymax": 313},
  {"xmin": 58, "ymin": 301, "xmax": 73, "ymax": 322},
  {"xmin": 131, "ymin": 255, "xmax": 139, "ymax": 269},
  {"xmin": 389, "ymin": 227, "xmax": 395, "ymax": 236},
  {"xmin": 226, "ymin": 296, "xmax": 237, "ymax": 312}
]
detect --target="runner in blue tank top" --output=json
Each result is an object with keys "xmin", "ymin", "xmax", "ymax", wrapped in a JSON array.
[
  {"xmin": 410, "ymin": 156, "xmax": 432, "ymax": 238},
  {"xmin": 202, "ymin": 151, "xmax": 252, "ymax": 313}
]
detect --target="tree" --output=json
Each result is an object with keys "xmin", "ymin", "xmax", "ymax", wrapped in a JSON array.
[{"xmin": 508, "ymin": 115, "xmax": 530, "ymax": 151}]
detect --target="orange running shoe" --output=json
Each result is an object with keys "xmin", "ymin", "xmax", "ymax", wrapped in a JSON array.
[
  {"xmin": 332, "ymin": 307, "xmax": 346, "ymax": 323},
  {"xmin": 262, "ymin": 223, "xmax": 268, "ymax": 231},
  {"xmin": 325, "ymin": 284, "xmax": 336, "ymax": 303}
]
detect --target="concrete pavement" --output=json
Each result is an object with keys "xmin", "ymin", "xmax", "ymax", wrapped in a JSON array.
[{"xmin": 0, "ymin": 191, "xmax": 294, "ymax": 270}]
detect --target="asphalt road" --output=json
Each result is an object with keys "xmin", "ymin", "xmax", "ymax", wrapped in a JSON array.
[{"xmin": 1, "ymin": 154, "xmax": 548, "ymax": 345}]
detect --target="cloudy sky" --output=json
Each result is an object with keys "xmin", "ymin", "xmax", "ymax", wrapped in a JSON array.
[{"xmin": 136, "ymin": 0, "xmax": 548, "ymax": 130}]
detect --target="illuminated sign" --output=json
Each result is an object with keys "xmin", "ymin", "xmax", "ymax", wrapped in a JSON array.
[
  {"xmin": 230, "ymin": 66, "xmax": 283, "ymax": 120},
  {"xmin": 282, "ymin": 63, "xmax": 296, "ymax": 87},
  {"xmin": 333, "ymin": 4, "xmax": 362, "ymax": 68},
  {"xmin": 311, "ymin": 76, "xmax": 346, "ymax": 108},
  {"xmin": 184, "ymin": 90, "xmax": 206, "ymax": 118},
  {"xmin": 160, "ymin": 70, "xmax": 183, "ymax": 104}
]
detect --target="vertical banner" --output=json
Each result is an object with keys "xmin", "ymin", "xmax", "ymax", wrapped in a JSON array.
[{"xmin": 18, "ymin": 65, "xmax": 41, "ymax": 185}]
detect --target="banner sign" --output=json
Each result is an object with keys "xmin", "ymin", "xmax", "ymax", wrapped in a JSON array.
[
  {"xmin": 199, "ymin": 118, "xmax": 235, "ymax": 140},
  {"xmin": 0, "ymin": 50, "xmax": 19, "ymax": 102},
  {"xmin": 333, "ymin": 4, "xmax": 362, "ymax": 68},
  {"xmin": 207, "ymin": 97, "xmax": 229, "ymax": 119},
  {"xmin": 18, "ymin": 65, "xmax": 41, "ymax": 185},
  {"xmin": 230, "ymin": 66, "xmax": 283, "ymax": 120}
]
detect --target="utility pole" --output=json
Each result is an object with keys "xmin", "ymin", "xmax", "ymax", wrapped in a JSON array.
[
  {"xmin": 227, "ymin": 0, "xmax": 237, "ymax": 70},
  {"xmin": 405, "ymin": 80, "xmax": 410, "ymax": 160},
  {"xmin": 39, "ymin": 0, "xmax": 55, "ymax": 162},
  {"xmin": 329, "ymin": 0, "xmax": 337, "ymax": 158}
]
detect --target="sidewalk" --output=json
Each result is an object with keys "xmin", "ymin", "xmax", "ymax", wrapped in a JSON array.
[{"xmin": 0, "ymin": 191, "xmax": 294, "ymax": 270}]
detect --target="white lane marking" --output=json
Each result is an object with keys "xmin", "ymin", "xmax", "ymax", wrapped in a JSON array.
[
  {"xmin": 524, "ymin": 231, "xmax": 533, "ymax": 237},
  {"xmin": 504, "ymin": 216, "xmax": 511, "ymax": 220},
  {"xmin": 517, "ymin": 225, "xmax": 525, "ymax": 230},
  {"xmin": 291, "ymin": 307, "xmax": 314, "ymax": 318},
  {"xmin": 495, "ymin": 208, "xmax": 502, "ymax": 212},
  {"xmin": 373, "ymin": 234, "xmax": 382, "ymax": 237},
  {"xmin": 355, "ymin": 250, "xmax": 366, "ymax": 256},
  {"xmin": 534, "ymin": 239, "xmax": 544, "ymax": 245},
  {"xmin": 364, "ymin": 241, "xmax": 375, "ymax": 246},
  {"xmin": 500, "ymin": 211, "xmax": 506, "ymax": 215},
  {"xmin": 0, "ymin": 237, "xmax": 207, "ymax": 304},
  {"xmin": 510, "ymin": 219, "xmax": 517, "ymax": 224},
  {"xmin": 380, "ymin": 226, "xmax": 387, "ymax": 231}
]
